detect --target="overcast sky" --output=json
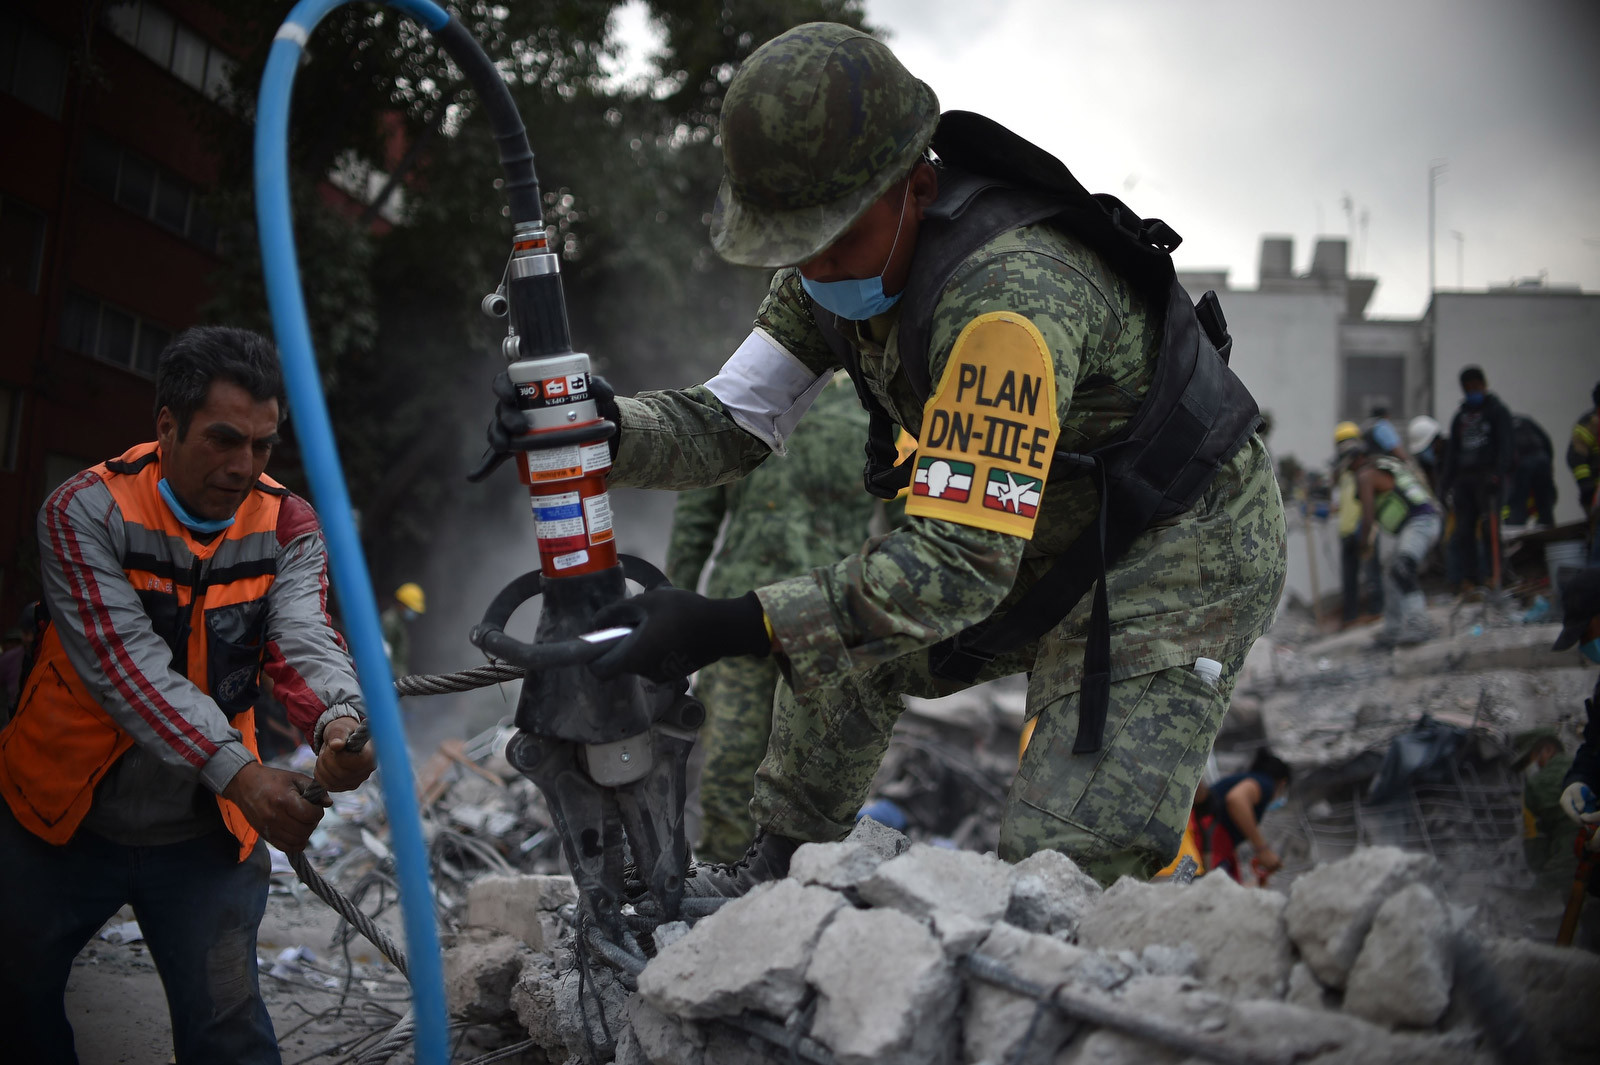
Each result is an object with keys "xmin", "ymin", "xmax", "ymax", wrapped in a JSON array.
[{"xmin": 615, "ymin": 0, "xmax": 1600, "ymax": 318}]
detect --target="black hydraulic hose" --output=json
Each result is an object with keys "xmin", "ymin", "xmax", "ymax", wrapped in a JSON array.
[{"xmin": 432, "ymin": 18, "xmax": 542, "ymax": 225}]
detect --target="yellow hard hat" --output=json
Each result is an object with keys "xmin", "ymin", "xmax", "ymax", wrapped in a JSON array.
[
  {"xmin": 395, "ymin": 582, "xmax": 426, "ymax": 614},
  {"xmin": 1333, "ymin": 421, "xmax": 1361, "ymax": 443}
]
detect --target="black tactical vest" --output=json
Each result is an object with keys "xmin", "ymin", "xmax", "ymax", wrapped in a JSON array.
[{"xmin": 808, "ymin": 111, "xmax": 1262, "ymax": 754}]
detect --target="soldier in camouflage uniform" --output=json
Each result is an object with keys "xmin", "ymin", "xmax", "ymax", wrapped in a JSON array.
[
  {"xmin": 489, "ymin": 23, "xmax": 1286, "ymax": 889},
  {"xmin": 666, "ymin": 379, "xmax": 895, "ymax": 862}
]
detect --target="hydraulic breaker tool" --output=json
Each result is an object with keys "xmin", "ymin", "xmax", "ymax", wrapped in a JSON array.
[{"xmin": 463, "ymin": 176, "xmax": 703, "ymax": 961}]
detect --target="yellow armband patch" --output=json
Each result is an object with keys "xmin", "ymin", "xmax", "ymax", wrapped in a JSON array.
[{"xmin": 904, "ymin": 312, "xmax": 1058, "ymax": 538}]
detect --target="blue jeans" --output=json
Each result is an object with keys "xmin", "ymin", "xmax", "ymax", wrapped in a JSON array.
[{"xmin": 0, "ymin": 802, "xmax": 279, "ymax": 1064}]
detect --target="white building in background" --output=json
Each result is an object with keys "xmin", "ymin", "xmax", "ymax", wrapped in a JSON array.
[{"xmin": 1179, "ymin": 236, "xmax": 1597, "ymax": 609}]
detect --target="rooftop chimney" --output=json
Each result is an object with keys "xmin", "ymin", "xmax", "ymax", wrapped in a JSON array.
[
  {"xmin": 1309, "ymin": 238, "xmax": 1348, "ymax": 281},
  {"xmin": 1259, "ymin": 236, "xmax": 1293, "ymax": 280}
]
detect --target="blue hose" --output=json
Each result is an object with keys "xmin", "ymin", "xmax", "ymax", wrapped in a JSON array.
[{"xmin": 255, "ymin": 1, "xmax": 451, "ymax": 1061}]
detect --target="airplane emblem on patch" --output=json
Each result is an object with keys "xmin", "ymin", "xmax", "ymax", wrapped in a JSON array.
[{"xmin": 983, "ymin": 469, "xmax": 1042, "ymax": 517}]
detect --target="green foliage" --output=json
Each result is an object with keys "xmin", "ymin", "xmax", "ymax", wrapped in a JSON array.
[{"xmin": 197, "ymin": 0, "xmax": 874, "ymax": 579}]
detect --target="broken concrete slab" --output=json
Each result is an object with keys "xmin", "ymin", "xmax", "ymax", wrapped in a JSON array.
[
  {"xmin": 1284, "ymin": 846, "xmax": 1439, "ymax": 988},
  {"xmin": 638, "ymin": 879, "xmax": 843, "ymax": 1021},
  {"xmin": 807, "ymin": 905, "xmax": 960, "ymax": 1065},
  {"xmin": 465, "ymin": 873, "xmax": 576, "ymax": 952},
  {"xmin": 963, "ymin": 922, "xmax": 1088, "ymax": 1065},
  {"xmin": 789, "ymin": 817, "xmax": 912, "ymax": 892},
  {"xmin": 1005, "ymin": 848, "xmax": 1102, "ymax": 939},
  {"xmin": 845, "ymin": 813, "xmax": 912, "ymax": 857},
  {"xmin": 1343, "ymin": 883, "xmax": 1453, "ymax": 1028},
  {"xmin": 1390, "ymin": 622, "xmax": 1568, "ymax": 678},
  {"xmin": 441, "ymin": 930, "xmax": 532, "ymax": 1022},
  {"xmin": 928, "ymin": 908, "xmax": 990, "ymax": 959},
  {"xmin": 857, "ymin": 843, "xmax": 1012, "ymax": 923},
  {"xmin": 1076, "ymin": 870, "xmax": 1291, "ymax": 999}
]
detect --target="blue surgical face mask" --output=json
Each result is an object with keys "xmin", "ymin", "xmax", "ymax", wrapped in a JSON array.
[
  {"xmin": 158, "ymin": 478, "xmax": 236, "ymax": 534},
  {"xmin": 1266, "ymin": 795, "xmax": 1288, "ymax": 813},
  {"xmin": 1463, "ymin": 391, "xmax": 1485, "ymax": 407},
  {"xmin": 1581, "ymin": 638, "xmax": 1600, "ymax": 666},
  {"xmin": 801, "ymin": 182, "xmax": 912, "ymax": 321}
]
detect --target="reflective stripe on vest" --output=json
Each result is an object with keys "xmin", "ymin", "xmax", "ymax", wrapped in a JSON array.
[
  {"xmin": 1373, "ymin": 455, "xmax": 1433, "ymax": 534},
  {"xmin": 0, "ymin": 441, "xmax": 285, "ymax": 860}
]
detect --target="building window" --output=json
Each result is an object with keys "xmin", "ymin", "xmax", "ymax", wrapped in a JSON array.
[
  {"xmin": 103, "ymin": 1, "xmax": 234, "ymax": 101},
  {"xmin": 0, "ymin": 195, "xmax": 48, "ymax": 293},
  {"xmin": 78, "ymin": 132, "xmax": 219, "ymax": 254},
  {"xmin": 0, "ymin": 10, "xmax": 70, "ymax": 119},
  {"xmin": 58, "ymin": 288, "xmax": 170, "ymax": 378}
]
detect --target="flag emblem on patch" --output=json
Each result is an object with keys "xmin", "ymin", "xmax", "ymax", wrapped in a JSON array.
[
  {"xmin": 913, "ymin": 457, "xmax": 974, "ymax": 502},
  {"xmin": 983, "ymin": 469, "xmax": 1043, "ymax": 517}
]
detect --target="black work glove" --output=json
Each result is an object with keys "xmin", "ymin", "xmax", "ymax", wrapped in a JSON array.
[
  {"xmin": 589, "ymin": 589, "xmax": 770, "ymax": 683},
  {"xmin": 468, "ymin": 371, "xmax": 620, "ymax": 482}
]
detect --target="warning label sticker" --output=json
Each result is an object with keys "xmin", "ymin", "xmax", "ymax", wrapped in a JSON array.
[
  {"xmin": 524, "ymin": 446, "xmax": 583, "ymax": 482},
  {"xmin": 532, "ymin": 492, "xmax": 587, "ymax": 554},
  {"xmin": 903, "ymin": 312, "xmax": 1058, "ymax": 539},
  {"xmin": 580, "ymin": 442, "xmax": 612, "ymax": 474},
  {"xmin": 583, "ymin": 493, "xmax": 614, "ymax": 544}
]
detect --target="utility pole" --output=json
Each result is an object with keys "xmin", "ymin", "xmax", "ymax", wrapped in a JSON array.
[
  {"xmin": 1428, "ymin": 161, "xmax": 1447, "ymax": 294},
  {"xmin": 1451, "ymin": 230, "xmax": 1464, "ymax": 289}
]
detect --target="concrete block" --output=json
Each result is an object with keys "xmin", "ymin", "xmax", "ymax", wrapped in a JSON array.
[
  {"xmin": 1343, "ymin": 883, "xmax": 1453, "ymax": 1028},
  {"xmin": 442, "ymin": 930, "xmax": 531, "ymax": 1022},
  {"xmin": 963, "ymin": 922, "xmax": 1088, "ymax": 1064},
  {"xmin": 857, "ymin": 843, "xmax": 1013, "ymax": 923},
  {"xmin": 508, "ymin": 956, "xmax": 561, "ymax": 1055},
  {"xmin": 790, "ymin": 841, "xmax": 890, "ymax": 891},
  {"xmin": 807, "ymin": 905, "xmax": 959, "ymax": 1065},
  {"xmin": 1140, "ymin": 943, "xmax": 1199, "ymax": 979},
  {"xmin": 639, "ymin": 879, "xmax": 843, "ymax": 1020},
  {"xmin": 1286, "ymin": 961, "xmax": 1337, "ymax": 1011},
  {"xmin": 465, "ymin": 873, "xmax": 576, "ymax": 952},
  {"xmin": 928, "ymin": 908, "xmax": 991, "ymax": 959},
  {"xmin": 551, "ymin": 961, "xmax": 630, "ymax": 1062},
  {"xmin": 1004, "ymin": 848, "xmax": 1102, "ymax": 939},
  {"xmin": 1284, "ymin": 846, "xmax": 1439, "ymax": 989},
  {"xmin": 846, "ymin": 814, "xmax": 911, "ymax": 858},
  {"xmin": 1076, "ymin": 870, "xmax": 1292, "ymax": 999},
  {"xmin": 619, "ymin": 995, "xmax": 701, "ymax": 1065}
]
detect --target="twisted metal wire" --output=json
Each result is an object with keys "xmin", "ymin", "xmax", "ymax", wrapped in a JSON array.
[
  {"xmin": 289, "ymin": 849, "xmax": 410, "ymax": 979},
  {"xmin": 392, "ymin": 663, "xmax": 523, "ymax": 697}
]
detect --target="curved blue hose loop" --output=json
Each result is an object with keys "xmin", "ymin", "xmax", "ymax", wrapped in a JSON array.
[{"xmin": 255, "ymin": 0, "xmax": 450, "ymax": 1060}]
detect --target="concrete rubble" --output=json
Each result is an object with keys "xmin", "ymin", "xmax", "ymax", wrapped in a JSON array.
[{"xmin": 449, "ymin": 818, "xmax": 1600, "ymax": 1065}]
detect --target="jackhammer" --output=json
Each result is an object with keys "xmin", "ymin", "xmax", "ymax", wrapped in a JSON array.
[{"xmin": 257, "ymin": 1, "xmax": 698, "ymax": 1060}]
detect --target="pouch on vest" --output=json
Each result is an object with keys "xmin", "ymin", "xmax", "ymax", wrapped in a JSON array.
[{"xmin": 811, "ymin": 110, "xmax": 1262, "ymax": 754}]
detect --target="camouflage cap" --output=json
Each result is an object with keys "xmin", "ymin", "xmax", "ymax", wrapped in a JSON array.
[{"xmin": 710, "ymin": 22, "xmax": 938, "ymax": 268}]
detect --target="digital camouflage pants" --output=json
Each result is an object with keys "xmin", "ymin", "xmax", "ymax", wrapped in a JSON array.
[
  {"xmin": 750, "ymin": 645, "xmax": 1243, "ymax": 887},
  {"xmin": 692, "ymin": 655, "xmax": 781, "ymax": 862}
]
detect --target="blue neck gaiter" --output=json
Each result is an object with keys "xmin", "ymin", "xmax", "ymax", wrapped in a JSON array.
[
  {"xmin": 801, "ymin": 181, "xmax": 912, "ymax": 321},
  {"xmin": 159, "ymin": 478, "xmax": 236, "ymax": 534}
]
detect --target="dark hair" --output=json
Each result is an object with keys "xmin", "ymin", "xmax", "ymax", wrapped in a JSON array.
[
  {"xmin": 1592, "ymin": 380, "xmax": 1599, "ymax": 408},
  {"xmin": 154, "ymin": 327, "xmax": 286, "ymax": 439},
  {"xmin": 1369, "ymin": 404, "xmax": 1389, "ymax": 419},
  {"xmin": 1459, "ymin": 366, "xmax": 1486, "ymax": 388},
  {"xmin": 1250, "ymin": 748, "xmax": 1292, "ymax": 784}
]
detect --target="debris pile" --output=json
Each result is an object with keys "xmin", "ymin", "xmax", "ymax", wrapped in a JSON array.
[{"xmin": 450, "ymin": 824, "xmax": 1600, "ymax": 1065}]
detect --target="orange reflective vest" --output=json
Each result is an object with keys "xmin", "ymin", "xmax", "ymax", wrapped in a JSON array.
[{"xmin": 1, "ymin": 442, "xmax": 289, "ymax": 860}]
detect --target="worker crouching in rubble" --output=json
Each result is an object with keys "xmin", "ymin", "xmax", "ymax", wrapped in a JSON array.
[
  {"xmin": 484, "ymin": 24, "xmax": 1286, "ymax": 893},
  {"xmin": 1342, "ymin": 429, "xmax": 1441, "ymax": 648},
  {"xmin": 1194, "ymin": 749, "xmax": 1292, "ymax": 883},
  {"xmin": 1553, "ymin": 566, "xmax": 1600, "ymax": 947},
  {"xmin": 0, "ymin": 327, "xmax": 375, "ymax": 1064}
]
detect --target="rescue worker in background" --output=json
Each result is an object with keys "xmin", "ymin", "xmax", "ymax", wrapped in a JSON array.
[
  {"xmin": 1193, "ymin": 748, "xmax": 1292, "ymax": 883},
  {"xmin": 666, "ymin": 377, "xmax": 896, "ymax": 862},
  {"xmin": 0, "ymin": 327, "xmax": 375, "ymax": 1064},
  {"xmin": 1550, "ymin": 565, "xmax": 1600, "ymax": 948},
  {"xmin": 1515, "ymin": 726, "xmax": 1578, "ymax": 888},
  {"xmin": 1351, "ymin": 430, "xmax": 1442, "ymax": 647},
  {"xmin": 1506, "ymin": 412, "xmax": 1557, "ymax": 531},
  {"xmin": 487, "ymin": 23, "xmax": 1287, "ymax": 892},
  {"xmin": 1334, "ymin": 423, "xmax": 1382, "ymax": 629},
  {"xmin": 1567, "ymin": 381, "xmax": 1600, "ymax": 563},
  {"xmin": 1440, "ymin": 365, "xmax": 1513, "ymax": 590},
  {"xmin": 1365, "ymin": 404, "xmax": 1407, "ymax": 460},
  {"xmin": 1408, "ymin": 415, "xmax": 1445, "ymax": 498},
  {"xmin": 380, "ymin": 581, "xmax": 426, "ymax": 679}
]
